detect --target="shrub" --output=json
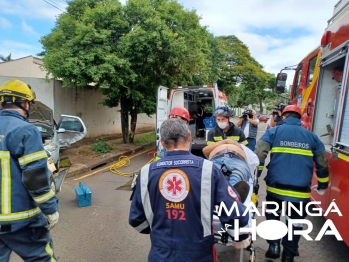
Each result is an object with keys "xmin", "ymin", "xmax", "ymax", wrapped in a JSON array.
[{"xmin": 92, "ymin": 139, "xmax": 110, "ymax": 155}]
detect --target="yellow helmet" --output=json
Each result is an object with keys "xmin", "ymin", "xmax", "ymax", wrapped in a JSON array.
[{"xmin": 0, "ymin": 79, "xmax": 36, "ymax": 103}]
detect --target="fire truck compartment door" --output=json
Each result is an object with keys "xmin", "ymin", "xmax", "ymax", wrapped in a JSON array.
[{"xmin": 320, "ymin": 41, "xmax": 348, "ymax": 67}]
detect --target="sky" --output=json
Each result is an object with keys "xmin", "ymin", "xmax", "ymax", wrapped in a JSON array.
[{"xmin": 0, "ymin": 0, "xmax": 337, "ymax": 86}]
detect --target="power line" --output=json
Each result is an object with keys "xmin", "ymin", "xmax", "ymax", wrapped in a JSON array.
[
  {"xmin": 48, "ymin": 0, "xmax": 67, "ymax": 9},
  {"xmin": 42, "ymin": 0, "xmax": 64, "ymax": 12}
]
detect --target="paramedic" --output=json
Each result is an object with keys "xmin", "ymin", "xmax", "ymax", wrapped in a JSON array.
[
  {"xmin": 254, "ymin": 105, "xmax": 329, "ymax": 262},
  {"xmin": 129, "ymin": 118, "xmax": 250, "ymax": 262},
  {"xmin": 237, "ymin": 109, "xmax": 259, "ymax": 151},
  {"xmin": 0, "ymin": 79, "xmax": 59, "ymax": 261},
  {"xmin": 207, "ymin": 106, "xmax": 248, "ymax": 146}
]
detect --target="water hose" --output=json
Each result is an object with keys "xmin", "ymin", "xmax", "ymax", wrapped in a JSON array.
[{"xmin": 109, "ymin": 155, "xmax": 155, "ymax": 177}]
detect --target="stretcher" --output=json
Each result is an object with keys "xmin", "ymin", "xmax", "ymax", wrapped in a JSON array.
[{"xmin": 211, "ymin": 144, "xmax": 259, "ymax": 262}]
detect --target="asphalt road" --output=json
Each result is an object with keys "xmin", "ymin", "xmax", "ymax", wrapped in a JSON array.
[{"xmin": 9, "ymin": 121, "xmax": 349, "ymax": 261}]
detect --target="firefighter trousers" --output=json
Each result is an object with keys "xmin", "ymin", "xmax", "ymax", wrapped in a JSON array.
[
  {"xmin": 0, "ymin": 225, "xmax": 56, "ymax": 262},
  {"xmin": 265, "ymin": 194, "xmax": 307, "ymax": 257}
]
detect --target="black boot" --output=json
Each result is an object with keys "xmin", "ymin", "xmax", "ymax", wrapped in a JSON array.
[
  {"xmin": 281, "ymin": 252, "xmax": 294, "ymax": 262},
  {"xmin": 265, "ymin": 243, "xmax": 280, "ymax": 259}
]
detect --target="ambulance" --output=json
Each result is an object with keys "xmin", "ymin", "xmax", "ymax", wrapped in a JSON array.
[{"xmin": 156, "ymin": 83, "xmax": 228, "ymax": 157}]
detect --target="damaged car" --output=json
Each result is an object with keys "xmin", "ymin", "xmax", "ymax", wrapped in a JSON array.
[{"xmin": 29, "ymin": 101, "xmax": 87, "ymax": 194}]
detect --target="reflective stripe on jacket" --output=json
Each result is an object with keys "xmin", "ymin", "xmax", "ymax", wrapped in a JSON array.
[
  {"xmin": 129, "ymin": 150, "xmax": 248, "ymax": 262},
  {"xmin": 207, "ymin": 122, "xmax": 248, "ymax": 146},
  {"xmin": 255, "ymin": 117, "xmax": 329, "ymax": 202},
  {"xmin": 0, "ymin": 110, "xmax": 59, "ymax": 233}
]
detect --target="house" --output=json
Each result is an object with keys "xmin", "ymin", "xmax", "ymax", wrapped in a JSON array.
[{"xmin": 0, "ymin": 56, "xmax": 155, "ymax": 137}]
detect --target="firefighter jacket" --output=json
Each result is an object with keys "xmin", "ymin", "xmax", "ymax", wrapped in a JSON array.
[
  {"xmin": 0, "ymin": 110, "xmax": 59, "ymax": 233},
  {"xmin": 255, "ymin": 117, "xmax": 329, "ymax": 203},
  {"xmin": 207, "ymin": 122, "xmax": 248, "ymax": 146},
  {"xmin": 129, "ymin": 150, "xmax": 249, "ymax": 262}
]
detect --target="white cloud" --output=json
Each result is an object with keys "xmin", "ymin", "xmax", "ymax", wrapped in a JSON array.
[
  {"xmin": 177, "ymin": 0, "xmax": 336, "ymax": 87},
  {"xmin": 0, "ymin": 40, "xmax": 40, "ymax": 59},
  {"xmin": 125, "ymin": 0, "xmax": 335, "ymax": 75},
  {"xmin": 0, "ymin": 17, "xmax": 12, "ymax": 29},
  {"xmin": 0, "ymin": 0, "xmax": 66, "ymax": 21},
  {"xmin": 22, "ymin": 20, "xmax": 40, "ymax": 38},
  {"xmin": 0, "ymin": 0, "xmax": 340, "ymax": 88}
]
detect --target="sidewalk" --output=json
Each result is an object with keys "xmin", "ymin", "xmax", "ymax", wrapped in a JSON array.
[{"xmin": 60, "ymin": 128, "xmax": 156, "ymax": 178}]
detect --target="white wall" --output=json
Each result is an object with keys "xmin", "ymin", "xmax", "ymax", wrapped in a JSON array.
[
  {"xmin": 53, "ymin": 81, "xmax": 155, "ymax": 137},
  {"xmin": 0, "ymin": 56, "xmax": 47, "ymax": 79},
  {"xmin": 0, "ymin": 76, "xmax": 54, "ymax": 110},
  {"xmin": 0, "ymin": 57, "xmax": 155, "ymax": 138}
]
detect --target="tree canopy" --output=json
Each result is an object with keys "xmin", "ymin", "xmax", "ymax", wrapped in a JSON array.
[
  {"xmin": 215, "ymin": 35, "xmax": 277, "ymax": 112},
  {"xmin": 40, "ymin": 0, "xmax": 217, "ymax": 142}
]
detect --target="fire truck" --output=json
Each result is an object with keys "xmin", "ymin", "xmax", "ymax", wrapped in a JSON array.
[{"xmin": 276, "ymin": 0, "xmax": 349, "ymax": 245}]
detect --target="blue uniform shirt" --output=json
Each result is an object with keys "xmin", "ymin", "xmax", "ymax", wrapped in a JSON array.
[
  {"xmin": 257, "ymin": 117, "xmax": 329, "ymax": 202},
  {"xmin": 0, "ymin": 110, "xmax": 59, "ymax": 233},
  {"xmin": 129, "ymin": 150, "xmax": 249, "ymax": 262}
]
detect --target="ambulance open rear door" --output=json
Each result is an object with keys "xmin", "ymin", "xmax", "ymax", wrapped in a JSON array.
[{"xmin": 156, "ymin": 86, "xmax": 169, "ymax": 157}]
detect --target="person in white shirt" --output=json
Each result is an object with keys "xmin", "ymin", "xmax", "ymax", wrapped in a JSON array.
[{"xmin": 237, "ymin": 109, "xmax": 259, "ymax": 151}]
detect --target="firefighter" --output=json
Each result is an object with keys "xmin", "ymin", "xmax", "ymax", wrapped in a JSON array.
[
  {"xmin": 168, "ymin": 106, "xmax": 190, "ymax": 124},
  {"xmin": 129, "ymin": 118, "xmax": 250, "ymax": 262},
  {"xmin": 0, "ymin": 79, "xmax": 59, "ymax": 261},
  {"xmin": 255, "ymin": 105, "xmax": 329, "ymax": 262},
  {"xmin": 207, "ymin": 105, "xmax": 248, "ymax": 146},
  {"xmin": 155, "ymin": 106, "xmax": 190, "ymax": 160}
]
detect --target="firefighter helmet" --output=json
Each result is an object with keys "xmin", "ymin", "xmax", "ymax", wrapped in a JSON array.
[
  {"xmin": 0, "ymin": 79, "xmax": 36, "ymax": 103},
  {"xmin": 281, "ymin": 105, "xmax": 301, "ymax": 117},
  {"xmin": 169, "ymin": 106, "xmax": 190, "ymax": 123}
]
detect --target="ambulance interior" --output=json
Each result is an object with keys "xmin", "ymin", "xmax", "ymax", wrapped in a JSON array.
[
  {"xmin": 312, "ymin": 56, "xmax": 346, "ymax": 151},
  {"xmin": 170, "ymin": 88, "xmax": 216, "ymax": 150}
]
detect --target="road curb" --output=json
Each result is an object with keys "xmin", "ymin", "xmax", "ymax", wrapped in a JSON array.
[{"xmin": 65, "ymin": 142, "xmax": 156, "ymax": 178}]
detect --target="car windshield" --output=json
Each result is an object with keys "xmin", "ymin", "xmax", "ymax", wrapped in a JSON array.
[{"xmin": 35, "ymin": 125, "xmax": 52, "ymax": 134}]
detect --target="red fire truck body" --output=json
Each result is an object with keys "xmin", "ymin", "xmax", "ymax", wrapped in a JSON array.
[{"xmin": 285, "ymin": 0, "xmax": 349, "ymax": 245}]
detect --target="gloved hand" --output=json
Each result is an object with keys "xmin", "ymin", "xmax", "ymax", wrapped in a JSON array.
[
  {"xmin": 232, "ymin": 238, "xmax": 251, "ymax": 249},
  {"xmin": 46, "ymin": 211, "xmax": 59, "ymax": 230},
  {"xmin": 315, "ymin": 188, "xmax": 326, "ymax": 195}
]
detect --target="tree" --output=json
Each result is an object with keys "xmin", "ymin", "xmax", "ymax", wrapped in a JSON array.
[
  {"xmin": 40, "ymin": 0, "xmax": 215, "ymax": 143},
  {"xmin": 237, "ymin": 72, "xmax": 278, "ymax": 113},
  {"xmin": 0, "ymin": 53, "xmax": 12, "ymax": 62},
  {"xmin": 215, "ymin": 35, "xmax": 278, "ymax": 112},
  {"xmin": 215, "ymin": 35, "xmax": 261, "ymax": 96}
]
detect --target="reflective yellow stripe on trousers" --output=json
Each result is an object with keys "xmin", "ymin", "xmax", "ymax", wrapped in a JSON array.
[
  {"xmin": 271, "ymin": 147, "xmax": 314, "ymax": 156},
  {"xmin": 267, "ymin": 186, "xmax": 311, "ymax": 199},
  {"xmin": 1, "ymin": 151, "xmax": 11, "ymax": 215}
]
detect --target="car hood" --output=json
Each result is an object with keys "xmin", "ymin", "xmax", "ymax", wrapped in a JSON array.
[{"xmin": 29, "ymin": 101, "xmax": 54, "ymax": 129}]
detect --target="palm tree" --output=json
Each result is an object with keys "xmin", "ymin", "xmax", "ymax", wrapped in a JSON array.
[{"xmin": 0, "ymin": 53, "xmax": 12, "ymax": 62}]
